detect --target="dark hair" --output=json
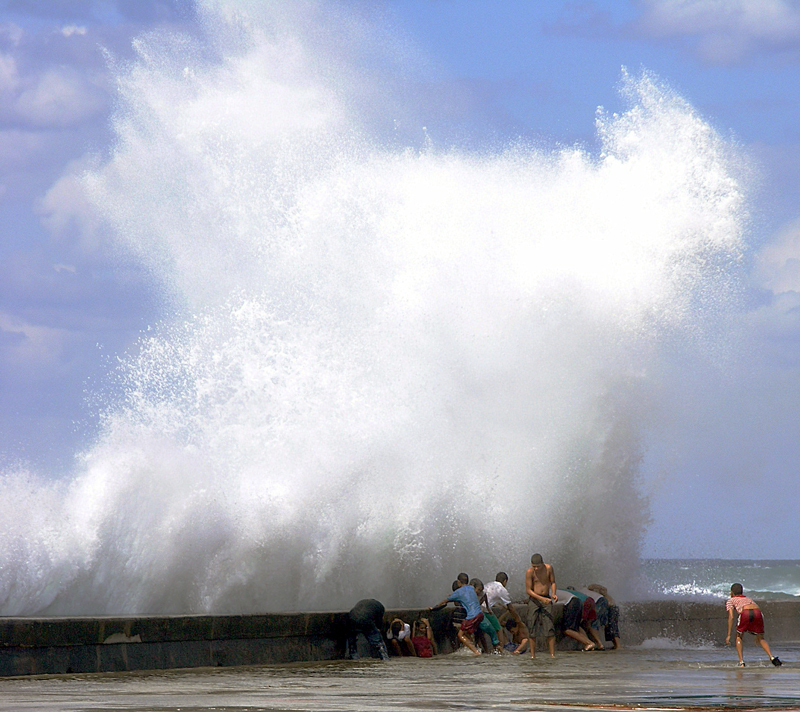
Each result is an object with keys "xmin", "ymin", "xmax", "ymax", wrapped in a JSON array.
[
  {"xmin": 452, "ymin": 580, "xmax": 460, "ymax": 591},
  {"xmin": 505, "ymin": 618, "xmax": 517, "ymax": 631},
  {"xmin": 469, "ymin": 578, "xmax": 483, "ymax": 590},
  {"xmin": 731, "ymin": 583, "xmax": 744, "ymax": 596},
  {"xmin": 496, "ymin": 572, "xmax": 508, "ymax": 584},
  {"xmin": 530, "ymin": 553, "xmax": 544, "ymax": 565},
  {"xmin": 457, "ymin": 573, "xmax": 469, "ymax": 584},
  {"xmin": 391, "ymin": 620, "xmax": 403, "ymax": 636}
]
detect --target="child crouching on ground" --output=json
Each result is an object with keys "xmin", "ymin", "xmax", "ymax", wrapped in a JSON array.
[{"xmin": 411, "ymin": 617, "xmax": 437, "ymax": 657}]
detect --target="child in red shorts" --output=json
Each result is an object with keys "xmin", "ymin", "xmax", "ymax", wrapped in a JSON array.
[{"xmin": 725, "ymin": 583, "xmax": 781, "ymax": 667}]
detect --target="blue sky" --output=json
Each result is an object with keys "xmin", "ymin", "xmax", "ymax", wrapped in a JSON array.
[{"xmin": 1, "ymin": 0, "xmax": 800, "ymax": 560}]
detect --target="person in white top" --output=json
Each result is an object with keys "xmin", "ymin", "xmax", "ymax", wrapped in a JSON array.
[
  {"xmin": 483, "ymin": 572, "xmax": 523, "ymax": 643},
  {"xmin": 385, "ymin": 618, "xmax": 415, "ymax": 656}
]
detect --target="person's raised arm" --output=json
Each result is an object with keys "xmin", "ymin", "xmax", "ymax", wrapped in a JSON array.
[
  {"xmin": 422, "ymin": 617, "xmax": 438, "ymax": 655},
  {"xmin": 429, "ymin": 599, "xmax": 449, "ymax": 611}
]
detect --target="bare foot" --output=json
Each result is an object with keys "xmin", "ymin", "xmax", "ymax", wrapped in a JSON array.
[{"xmin": 583, "ymin": 643, "xmax": 595, "ymax": 651}]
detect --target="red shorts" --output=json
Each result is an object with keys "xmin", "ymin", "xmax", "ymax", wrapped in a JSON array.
[
  {"xmin": 460, "ymin": 613, "xmax": 484, "ymax": 634},
  {"xmin": 737, "ymin": 608, "xmax": 764, "ymax": 635}
]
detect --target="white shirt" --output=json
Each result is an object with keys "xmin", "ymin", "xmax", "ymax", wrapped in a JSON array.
[
  {"xmin": 556, "ymin": 589, "xmax": 575, "ymax": 604},
  {"xmin": 385, "ymin": 622, "xmax": 410, "ymax": 640},
  {"xmin": 484, "ymin": 581, "xmax": 512, "ymax": 608}
]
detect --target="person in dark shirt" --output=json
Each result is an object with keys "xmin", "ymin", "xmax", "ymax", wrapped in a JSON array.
[{"xmin": 347, "ymin": 599, "xmax": 389, "ymax": 660}]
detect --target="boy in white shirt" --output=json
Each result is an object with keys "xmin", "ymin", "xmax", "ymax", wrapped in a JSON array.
[{"xmin": 386, "ymin": 617, "xmax": 415, "ymax": 656}]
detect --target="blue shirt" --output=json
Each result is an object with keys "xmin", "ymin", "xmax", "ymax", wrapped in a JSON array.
[
  {"xmin": 447, "ymin": 585, "xmax": 482, "ymax": 619},
  {"xmin": 567, "ymin": 589, "xmax": 588, "ymax": 604}
]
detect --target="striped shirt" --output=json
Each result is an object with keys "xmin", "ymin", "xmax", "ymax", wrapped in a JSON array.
[{"xmin": 726, "ymin": 595, "xmax": 756, "ymax": 614}]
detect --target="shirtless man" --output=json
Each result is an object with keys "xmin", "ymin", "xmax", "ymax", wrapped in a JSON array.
[{"xmin": 525, "ymin": 553, "xmax": 557, "ymax": 658}]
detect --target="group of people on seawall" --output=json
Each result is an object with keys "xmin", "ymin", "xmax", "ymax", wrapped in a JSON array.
[{"xmin": 346, "ymin": 553, "xmax": 621, "ymax": 660}]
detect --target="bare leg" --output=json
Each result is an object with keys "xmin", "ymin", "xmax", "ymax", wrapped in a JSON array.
[
  {"xmin": 564, "ymin": 629, "xmax": 594, "ymax": 650},
  {"xmin": 587, "ymin": 626, "xmax": 605, "ymax": 650},
  {"xmin": 735, "ymin": 634, "xmax": 744, "ymax": 664},
  {"xmin": 755, "ymin": 634, "xmax": 774, "ymax": 661},
  {"xmin": 529, "ymin": 635, "xmax": 535, "ymax": 659},
  {"xmin": 547, "ymin": 635, "xmax": 556, "ymax": 657},
  {"xmin": 458, "ymin": 629, "xmax": 481, "ymax": 655}
]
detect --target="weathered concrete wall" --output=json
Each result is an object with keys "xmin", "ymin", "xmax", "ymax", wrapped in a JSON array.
[
  {"xmin": 1, "ymin": 600, "xmax": 797, "ymax": 677},
  {"xmin": 618, "ymin": 600, "xmax": 800, "ymax": 646},
  {"xmin": 0, "ymin": 612, "xmax": 350, "ymax": 677}
]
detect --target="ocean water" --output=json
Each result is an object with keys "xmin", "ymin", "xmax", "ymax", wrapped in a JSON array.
[
  {"xmin": 644, "ymin": 559, "xmax": 800, "ymax": 601},
  {"xmin": 1, "ymin": 645, "xmax": 798, "ymax": 711}
]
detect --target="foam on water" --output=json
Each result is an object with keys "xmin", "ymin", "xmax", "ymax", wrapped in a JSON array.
[
  {"xmin": 645, "ymin": 559, "xmax": 800, "ymax": 600},
  {"xmin": 0, "ymin": 2, "xmax": 746, "ymax": 615}
]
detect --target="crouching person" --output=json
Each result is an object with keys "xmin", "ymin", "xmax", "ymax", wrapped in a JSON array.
[
  {"xmin": 386, "ymin": 617, "xmax": 416, "ymax": 656},
  {"xmin": 347, "ymin": 599, "xmax": 390, "ymax": 660},
  {"xmin": 411, "ymin": 617, "xmax": 437, "ymax": 657}
]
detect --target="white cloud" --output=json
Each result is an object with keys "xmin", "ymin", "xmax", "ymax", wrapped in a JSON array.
[
  {"xmin": 753, "ymin": 217, "xmax": 800, "ymax": 294},
  {"xmin": 60, "ymin": 25, "xmax": 88, "ymax": 38},
  {"xmin": 0, "ymin": 22, "xmax": 24, "ymax": 47},
  {"xmin": 38, "ymin": 160, "xmax": 103, "ymax": 256},
  {"xmin": 0, "ymin": 52, "xmax": 19, "ymax": 93},
  {"xmin": 0, "ymin": 311, "xmax": 76, "ymax": 380},
  {"xmin": 637, "ymin": 0, "xmax": 800, "ymax": 62},
  {"xmin": 0, "ymin": 129, "xmax": 49, "ymax": 169},
  {"xmin": 15, "ymin": 66, "xmax": 107, "ymax": 128}
]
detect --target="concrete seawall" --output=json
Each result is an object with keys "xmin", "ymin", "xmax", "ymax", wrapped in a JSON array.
[{"xmin": 1, "ymin": 600, "xmax": 798, "ymax": 677}]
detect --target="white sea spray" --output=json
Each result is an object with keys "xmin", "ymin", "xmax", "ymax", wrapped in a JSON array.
[{"xmin": 0, "ymin": 2, "xmax": 747, "ymax": 615}]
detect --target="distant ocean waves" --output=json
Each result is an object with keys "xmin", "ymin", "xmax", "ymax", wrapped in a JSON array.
[{"xmin": 643, "ymin": 559, "xmax": 800, "ymax": 600}]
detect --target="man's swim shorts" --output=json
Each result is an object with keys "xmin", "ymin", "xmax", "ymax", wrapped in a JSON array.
[
  {"xmin": 561, "ymin": 597, "xmax": 582, "ymax": 632},
  {"xmin": 526, "ymin": 601, "xmax": 555, "ymax": 638},
  {"xmin": 737, "ymin": 608, "xmax": 765, "ymax": 635},
  {"xmin": 460, "ymin": 612, "xmax": 484, "ymax": 634}
]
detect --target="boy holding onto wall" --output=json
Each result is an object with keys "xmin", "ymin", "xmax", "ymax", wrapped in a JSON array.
[
  {"xmin": 430, "ymin": 579, "xmax": 484, "ymax": 655},
  {"xmin": 725, "ymin": 583, "xmax": 781, "ymax": 667}
]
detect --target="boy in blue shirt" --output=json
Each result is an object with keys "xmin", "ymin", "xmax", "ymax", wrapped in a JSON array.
[{"xmin": 430, "ymin": 580, "xmax": 483, "ymax": 655}]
